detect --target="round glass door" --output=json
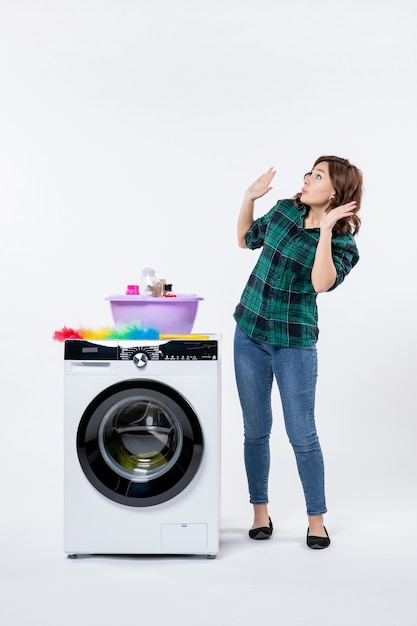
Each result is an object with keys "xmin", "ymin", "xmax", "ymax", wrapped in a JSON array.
[{"xmin": 77, "ymin": 379, "xmax": 203, "ymax": 506}]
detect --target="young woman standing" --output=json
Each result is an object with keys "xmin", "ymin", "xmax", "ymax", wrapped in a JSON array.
[{"xmin": 233, "ymin": 156, "xmax": 362, "ymax": 549}]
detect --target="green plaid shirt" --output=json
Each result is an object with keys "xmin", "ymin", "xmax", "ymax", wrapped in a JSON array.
[{"xmin": 234, "ymin": 199, "xmax": 359, "ymax": 347}]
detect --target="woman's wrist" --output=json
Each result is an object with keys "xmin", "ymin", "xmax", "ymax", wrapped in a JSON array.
[
  {"xmin": 319, "ymin": 226, "xmax": 333, "ymax": 237},
  {"xmin": 243, "ymin": 191, "xmax": 256, "ymax": 203}
]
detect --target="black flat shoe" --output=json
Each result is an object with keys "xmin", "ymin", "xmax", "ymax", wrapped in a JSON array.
[
  {"xmin": 306, "ymin": 526, "xmax": 330, "ymax": 550},
  {"xmin": 249, "ymin": 517, "xmax": 273, "ymax": 540}
]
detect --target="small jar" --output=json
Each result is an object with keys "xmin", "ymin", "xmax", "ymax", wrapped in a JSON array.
[
  {"xmin": 163, "ymin": 283, "xmax": 176, "ymax": 298},
  {"xmin": 126, "ymin": 285, "xmax": 139, "ymax": 295}
]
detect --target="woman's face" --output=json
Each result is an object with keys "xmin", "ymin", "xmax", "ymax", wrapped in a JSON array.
[{"xmin": 300, "ymin": 161, "xmax": 335, "ymax": 210}]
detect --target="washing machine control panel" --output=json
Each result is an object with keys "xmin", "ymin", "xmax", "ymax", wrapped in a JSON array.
[
  {"xmin": 120, "ymin": 341, "xmax": 218, "ymax": 361},
  {"xmin": 65, "ymin": 340, "xmax": 218, "ymax": 361}
]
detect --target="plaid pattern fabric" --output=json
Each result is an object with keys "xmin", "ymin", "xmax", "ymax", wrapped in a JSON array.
[{"xmin": 234, "ymin": 199, "xmax": 359, "ymax": 346}]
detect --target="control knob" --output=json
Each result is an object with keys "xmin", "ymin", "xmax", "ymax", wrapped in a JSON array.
[{"xmin": 133, "ymin": 352, "xmax": 148, "ymax": 368}]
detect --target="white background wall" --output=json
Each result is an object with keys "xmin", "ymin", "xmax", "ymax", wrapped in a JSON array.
[{"xmin": 1, "ymin": 0, "xmax": 416, "ymax": 533}]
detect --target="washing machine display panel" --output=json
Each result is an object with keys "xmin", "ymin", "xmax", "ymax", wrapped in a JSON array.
[{"xmin": 66, "ymin": 340, "xmax": 217, "ymax": 507}]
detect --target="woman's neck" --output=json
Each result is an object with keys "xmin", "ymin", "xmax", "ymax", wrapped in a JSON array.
[{"xmin": 304, "ymin": 207, "xmax": 325, "ymax": 229}]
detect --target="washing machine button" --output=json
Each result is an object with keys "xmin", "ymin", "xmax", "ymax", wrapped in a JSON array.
[{"xmin": 133, "ymin": 352, "xmax": 148, "ymax": 368}]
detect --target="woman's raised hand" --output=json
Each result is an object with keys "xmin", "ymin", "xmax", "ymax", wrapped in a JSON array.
[
  {"xmin": 245, "ymin": 167, "xmax": 276, "ymax": 201},
  {"xmin": 320, "ymin": 201, "xmax": 357, "ymax": 232}
]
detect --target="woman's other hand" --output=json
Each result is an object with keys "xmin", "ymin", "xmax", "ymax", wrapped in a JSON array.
[
  {"xmin": 245, "ymin": 167, "xmax": 276, "ymax": 201},
  {"xmin": 320, "ymin": 201, "xmax": 356, "ymax": 232}
]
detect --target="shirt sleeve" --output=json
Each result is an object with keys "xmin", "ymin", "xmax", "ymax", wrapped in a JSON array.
[
  {"xmin": 245, "ymin": 205, "xmax": 278, "ymax": 250},
  {"xmin": 327, "ymin": 233, "xmax": 360, "ymax": 291}
]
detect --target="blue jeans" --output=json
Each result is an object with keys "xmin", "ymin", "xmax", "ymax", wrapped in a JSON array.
[{"xmin": 233, "ymin": 324, "xmax": 327, "ymax": 516}]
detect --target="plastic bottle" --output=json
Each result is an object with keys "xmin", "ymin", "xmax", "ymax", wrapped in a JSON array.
[{"xmin": 138, "ymin": 267, "xmax": 163, "ymax": 297}]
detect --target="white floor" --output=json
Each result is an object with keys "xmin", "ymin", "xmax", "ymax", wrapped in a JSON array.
[{"xmin": 2, "ymin": 498, "xmax": 416, "ymax": 626}]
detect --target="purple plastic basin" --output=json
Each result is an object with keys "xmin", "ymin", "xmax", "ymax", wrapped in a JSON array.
[{"xmin": 107, "ymin": 294, "xmax": 203, "ymax": 334}]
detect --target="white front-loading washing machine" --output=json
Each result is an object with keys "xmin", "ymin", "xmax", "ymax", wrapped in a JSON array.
[{"xmin": 64, "ymin": 336, "xmax": 221, "ymax": 558}]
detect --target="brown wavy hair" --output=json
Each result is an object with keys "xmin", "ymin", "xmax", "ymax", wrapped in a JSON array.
[{"xmin": 294, "ymin": 155, "xmax": 363, "ymax": 236}]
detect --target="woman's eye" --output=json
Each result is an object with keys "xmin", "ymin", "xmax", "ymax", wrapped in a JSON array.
[
  {"xmin": 315, "ymin": 174, "xmax": 322, "ymax": 180},
  {"xmin": 304, "ymin": 172, "xmax": 312, "ymax": 179}
]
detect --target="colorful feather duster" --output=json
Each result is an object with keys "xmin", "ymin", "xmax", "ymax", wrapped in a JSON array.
[{"xmin": 53, "ymin": 322, "xmax": 159, "ymax": 342}]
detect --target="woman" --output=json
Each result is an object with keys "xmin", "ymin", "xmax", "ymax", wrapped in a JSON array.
[{"xmin": 233, "ymin": 156, "xmax": 362, "ymax": 549}]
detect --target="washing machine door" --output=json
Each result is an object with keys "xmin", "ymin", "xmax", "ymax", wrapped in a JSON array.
[{"xmin": 77, "ymin": 379, "xmax": 203, "ymax": 506}]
